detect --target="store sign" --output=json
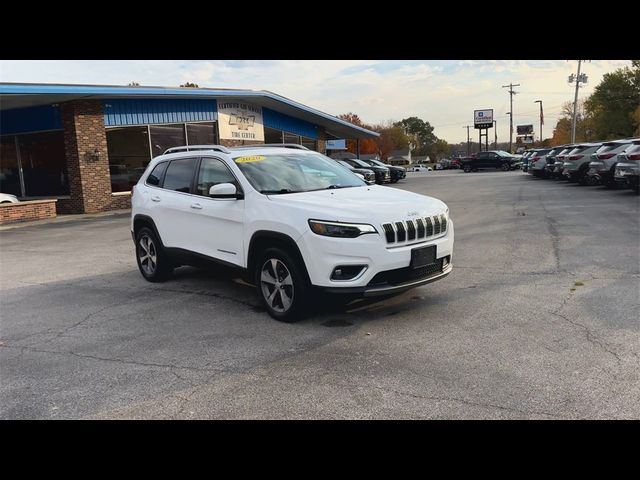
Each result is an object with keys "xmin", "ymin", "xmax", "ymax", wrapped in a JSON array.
[
  {"xmin": 517, "ymin": 124, "xmax": 534, "ymax": 135},
  {"xmin": 326, "ymin": 139, "xmax": 347, "ymax": 150},
  {"xmin": 474, "ymin": 109, "xmax": 494, "ymax": 129},
  {"xmin": 217, "ymin": 101, "xmax": 265, "ymax": 141}
]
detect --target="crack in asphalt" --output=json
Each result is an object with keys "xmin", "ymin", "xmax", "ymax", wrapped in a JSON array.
[
  {"xmin": 548, "ymin": 310, "xmax": 623, "ymax": 366},
  {"xmin": 366, "ymin": 384, "xmax": 563, "ymax": 419},
  {"xmin": 547, "ymin": 288, "xmax": 625, "ymax": 366},
  {"xmin": 0, "ymin": 344, "xmax": 227, "ymax": 374}
]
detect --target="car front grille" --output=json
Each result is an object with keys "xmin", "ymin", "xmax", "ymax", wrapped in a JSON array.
[
  {"xmin": 368, "ymin": 258, "xmax": 445, "ymax": 287},
  {"xmin": 382, "ymin": 214, "xmax": 447, "ymax": 244}
]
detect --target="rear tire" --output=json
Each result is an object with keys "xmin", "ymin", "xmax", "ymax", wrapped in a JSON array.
[
  {"xmin": 135, "ymin": 227, "xmax": 172, "ymax": 282},
  {"xmin": 463, "ymin": 164, "xmax": 471, "ymax": 173},
  {"xmin": 255, "ymin": 247, "xmax": 309, "ymax": 322}
]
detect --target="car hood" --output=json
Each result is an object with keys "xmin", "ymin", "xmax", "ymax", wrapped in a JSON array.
[{"xmin": 266, "ymin": 185, "xmax": 447, "ymax": 223}]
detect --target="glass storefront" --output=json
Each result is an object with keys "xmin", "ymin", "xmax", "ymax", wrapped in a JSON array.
[
  {"xmin": 0, "ymin": 131, "xmax": 68, "ymax": 197},
  {"xmin": 264, "ymin": 126, "xmax": 283, "ymax": 144},
  {"xmin": 106, "ymin": 121, "xmax": 221, "ymax": 192},
  {"xmin": 150, "ymin": 124, "xmax": 186, "ymax": 158},
  {"xmin": 18, "ymin": 131, "xmax": 68, "ymax": 196},
  {"xmin": 0, "ymin": 136, "xmax": 21, "ymax": 196},
  {"xmin": 186, "ymin": 122, "xmax": 217, "ymax": 145},
  {"xmin": 106, "ymin": 126, "xmax": 151, "ymax": 193}
]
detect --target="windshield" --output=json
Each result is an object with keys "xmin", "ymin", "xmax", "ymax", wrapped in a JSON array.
[
  {"xmin": 233, "ymin": 152, "xmax": 366, "ymax": 194},
  {"xmin": 367, "ymin": 159, "xmax": 390, "ymax": 168},
  {"xmin": 495, "ymin": 151, "xmax": 513, "ymax": 157}
]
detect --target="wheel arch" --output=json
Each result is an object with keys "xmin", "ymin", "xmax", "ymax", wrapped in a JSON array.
[
  {"xmin": 247, "ymin": 230, "xmax": 311, "ymax": 285},
  {"xmin": 133, "ymin": 214, "xmax": 165, "ymax": 248}
]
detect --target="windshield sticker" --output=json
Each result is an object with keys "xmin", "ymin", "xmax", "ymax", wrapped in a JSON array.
[{"xmin": 235, "ymin": 155, "xmax": 266, "ymax": 163}]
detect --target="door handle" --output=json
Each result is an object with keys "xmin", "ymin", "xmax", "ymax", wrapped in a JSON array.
[
  {"xmin": 150, "ymin": 195, "xmax": 161, "ymax": 202},
  {"xmin": 190, "ymin": 203, "xmax": 203, "ymax": 210}
]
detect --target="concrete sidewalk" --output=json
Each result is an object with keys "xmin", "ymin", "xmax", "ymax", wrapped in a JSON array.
[{"xmin": 0, "ymin": 209, "xmax": 131, "ymax": 231}]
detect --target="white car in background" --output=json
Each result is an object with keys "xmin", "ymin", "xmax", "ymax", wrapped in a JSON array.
[
  {"xmin": 0, "ymin": 193, "xmax": 19, "ymax": 204},
  {"xmin": 410, "ymin": 166, "xmax": 432, "ymax": 172}
]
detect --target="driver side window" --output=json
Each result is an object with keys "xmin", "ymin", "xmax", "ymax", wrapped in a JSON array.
[{"xmin": 196, "ymin": 158, "xmax": 239, "ymax": 197}]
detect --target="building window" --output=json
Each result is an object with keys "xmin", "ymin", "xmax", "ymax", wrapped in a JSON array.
[
  {"xmin": 150, "ymin": 124, "xmax": 186, "ymax": 158},
  {"xmin": 0, "ymin": 136, "xmax": 21, "ymax": 196},
  {"xmin": 186, "ymin": 122, "xmax": 218, "ymax": 145},
  {"xmin": 301, "ymin": 136, "xmax": 317, "ymax": 151},
  {"xmin": 264, "ymin": 127, "xmax": 283, "ymax": 144},
  {"xmin": 106, "ymin": 126, "xmax": 151, "ymax": 193},
  {"xmin": 283, "ymin": 132, "xmax": 301, "ymax": 145},
  {"xmin": 17, "ymin": 131, "xmax": 68, "ymax": 197}
]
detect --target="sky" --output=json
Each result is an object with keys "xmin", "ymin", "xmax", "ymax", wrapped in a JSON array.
[{"xmin": 0, "ymin": 60, "xmax": 631, "ymax": 144}]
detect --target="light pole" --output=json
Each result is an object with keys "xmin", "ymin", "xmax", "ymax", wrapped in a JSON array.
[
  {"xmin": 534, "ymin": 100, "xmax": 543, "ymax": 145},
  {"xmin": 502, "ymin": 83, "xmax": 520, "ymax": 153},
  {"xmin": 568, "ymin": 60, "xmax": 589, "ymax": 143},
  {"xmin": 493, "ymin": 120, "xmax": 497, "ymax": 149},
  {"xmin": 463, "ymin": 125, "xmax": 471, "ymax": 156}
]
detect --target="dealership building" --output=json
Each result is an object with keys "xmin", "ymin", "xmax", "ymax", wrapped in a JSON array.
[{"xmin": 0, "ymin": 83, "xmax": 378, "ymax": 221}]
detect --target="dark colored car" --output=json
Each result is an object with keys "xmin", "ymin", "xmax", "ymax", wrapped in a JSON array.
[
  {"xmin": 359, "ymin": 159, "xmax": 406, "ymax": 183},
  {"xmin": 336, "ymin": 160, "xmax": 375, "ymax": 184},
  {"xmin": 461, "ymin": 150, "xmax": 516, "ymax": 172},
  {"xmin": 340, "ymin": 158, "xmax": 391, "ymax": 184}
]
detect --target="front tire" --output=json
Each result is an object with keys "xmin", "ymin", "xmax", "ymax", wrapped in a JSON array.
[
  {"xmin": 501, "ymin": 162, "xmax": 510, "ymax": 171},
  {"xmin": 463, "ymin": 164, "xmax": 471, "ymax": 173},
  {"xmin": 256, "ymin": 247, "xmax": 309, "ymax": 322},
  {"xmin": 135, "ymin": 227, "xmax": 172, "ymax": 282}
]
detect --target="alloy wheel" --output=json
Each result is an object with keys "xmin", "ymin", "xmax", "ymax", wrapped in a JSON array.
[
  {"xmin": 260, "ymin": 258, "xmax": 294, "ymax": 313},
  {"xmin": 138, "ymin": 235, "xmax": 157, "ymax": 275}
]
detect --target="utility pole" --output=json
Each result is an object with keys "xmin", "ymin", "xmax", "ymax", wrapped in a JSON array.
[
  {"xmin": 568, "ymin": 60, "xmax": 589, "ymax": 143},
  {"xmin": 463, "ymin": 125, "xmax": 471, "ymax": 156},
  {"xmin": 534, "ymin": 100, "xmax": 543, "ymax": 144},
  {"xmin": 493, "ymin": 120, "xmax": 497, "ymax": 149},
  {"xmin": 502, "ymin": 82, "xmax": 520, "ymax": 153}
]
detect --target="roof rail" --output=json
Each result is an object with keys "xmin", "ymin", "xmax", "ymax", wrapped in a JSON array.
[
  {"xmin": 231, "ymin": 143, "xmax": 310, "ymax": 151},
  {"xmin": 163, "ymin": 145, "xmax": 231, "ymax": 155}
]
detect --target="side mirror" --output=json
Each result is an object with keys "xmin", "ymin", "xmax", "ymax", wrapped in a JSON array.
[{"xmin": 209, "ymin": 183, "xmax": 243, "ymax": 199}]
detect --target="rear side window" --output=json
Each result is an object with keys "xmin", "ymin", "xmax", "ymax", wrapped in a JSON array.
[
  {"xmin": 146, "ymin": 162, "xmax": 168, "ymax": 186},
  {"xmin": 163, "ymin": 157, "xmax": 198, "ymax": 193}
]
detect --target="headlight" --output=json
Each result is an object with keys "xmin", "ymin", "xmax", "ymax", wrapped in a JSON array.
[{"xmin": 308, "ymin": 220, "xmax": 378, "ymax": 238}]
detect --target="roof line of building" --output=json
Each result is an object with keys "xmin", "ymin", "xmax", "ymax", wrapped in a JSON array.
[{"xmin": 0, "ymin": 82, "xmax": 379, "ymax": 137}]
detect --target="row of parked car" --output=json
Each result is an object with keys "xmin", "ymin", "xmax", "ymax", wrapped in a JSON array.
[
  {"xmin": 522, "ymin": 138, "xmax": 640, "ymax": 193},
  {"xmin": 335, "ymin": 158, "xmax": 406, "ymax": 184}
]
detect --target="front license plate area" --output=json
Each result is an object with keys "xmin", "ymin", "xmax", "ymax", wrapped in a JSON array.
[{"xmin": 411, "ymin": 245, "xmax": 436, "ymax": 269}]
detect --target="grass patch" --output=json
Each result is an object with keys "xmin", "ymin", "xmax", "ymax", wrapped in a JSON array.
[{"xmin": 574, "ymin": 281, "xmax": 585, "ymax": 287}]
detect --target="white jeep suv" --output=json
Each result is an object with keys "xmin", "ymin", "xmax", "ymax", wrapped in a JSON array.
[{"xmin": 131, "ymin": 144, "xmax": 454, "ymax": 322}]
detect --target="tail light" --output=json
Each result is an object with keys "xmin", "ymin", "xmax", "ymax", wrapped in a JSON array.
[
  {"xmin": 569, "ymin": 155, "xmax": 583, "ymax": 160},
  {"xmin": 628, "ymin": 154, "xmax": 640, "ymax": 161},
  {"xmin": 557, "ymin": 155, "xmax": 565, "ymax": 160},
  {"xmin": 597, "ymin": 153, "xmax": 615, "ymax": 160}
]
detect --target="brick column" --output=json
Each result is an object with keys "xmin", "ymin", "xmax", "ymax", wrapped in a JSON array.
[
  {"xmin": 60, "ymin": 100, "xmax": 112, "ymax": 213},
  {"xmin": 316, "ymin": 127, "xmax": 327, "ymax": 154}
]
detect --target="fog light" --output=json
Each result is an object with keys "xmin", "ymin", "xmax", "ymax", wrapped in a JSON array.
[
  {"xmin": 443, "ymin": 256, "xmax": 450, "ymax": 268},
  {"xmin": 331, "ymin": 265, "xmax": 366, "ymax": 281}
]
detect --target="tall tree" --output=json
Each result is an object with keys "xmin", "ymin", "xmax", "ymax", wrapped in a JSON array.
[
  {"xmin": 394, "ymin": 117, "xmax": 437, "ymax": 156},
  {"xmin": 584, "ymin": 61, "xmax": 640, "ymax": 140},
  {"xmin": 180, "ymin": 82, "xmax": 199, "ymax": 88}
]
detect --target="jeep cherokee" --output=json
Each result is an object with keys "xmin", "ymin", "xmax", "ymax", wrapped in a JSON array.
[{"xmin": 131, "ymin": 144, "xmax": 454, "ymax": 322}]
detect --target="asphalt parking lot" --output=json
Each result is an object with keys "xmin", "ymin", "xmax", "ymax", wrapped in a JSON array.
[{"xmin": 1, "ymin": 170, "xmax": 639, "ymax": 419}]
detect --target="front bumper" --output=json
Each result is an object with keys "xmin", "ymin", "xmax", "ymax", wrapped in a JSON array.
[
  {"xmin": 297, "ymin": 219, "xmax": 454, "ymax": 292},
  {"xmin": 323, "ymin": 261, "xmax": 453, "ymax": 296}
]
